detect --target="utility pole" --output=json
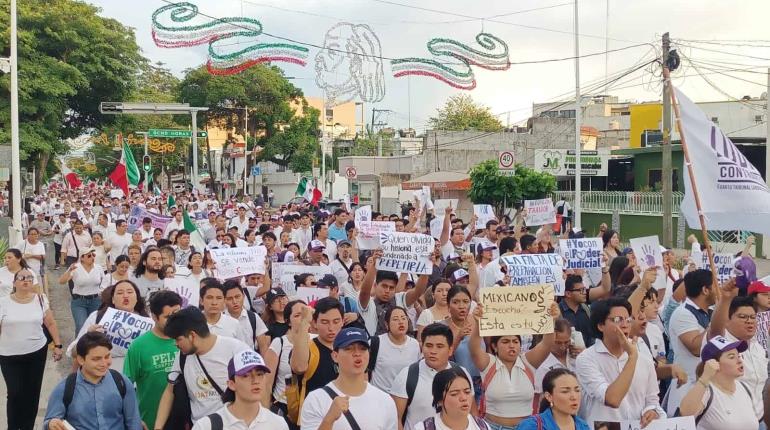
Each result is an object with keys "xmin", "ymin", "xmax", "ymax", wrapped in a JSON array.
[
  {"xmin": 764, "ymin": 68, "xmax": 770, "ymax": 257},
  {"xmin": 243, "ymin": 107, "xmax": 248, "ymax": 197},
  {"xmin": 573, "ymin": 0, "xmax": 582, "ymax": 228},
  {"xmin": 661, "ymin": 32, "xmax": 673, "ymax": 248},
  {"xmin": 9, "ymin": 0, "xmax": 21, "ymax": 244}
]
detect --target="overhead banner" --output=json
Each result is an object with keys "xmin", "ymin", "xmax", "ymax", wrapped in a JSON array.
[
  {"xmin": 377, "ymin": 231, "xmax": 433, "ymax": 275},
  {"xmin": 99, "ymin": 307, "xmax": 155, "ymax": 356},
  {"xmin": 209, "ymin": 246, "xmax": 267, "ymax": 279},
  {"xmin": 524, "ymin": 198, "xmax": 556, "ymax": 226},
  {"xmin": 271, "ymin": 263, "xmax": 332, "ymax": 296},
  {"xmin": 559, "ymin": 238, "xmax": 603, "ymax": 270},
  {"xmin": 676, "ymin": 87, "xmax": 770, "ymax": 235},
  {"xmin": 500, "ymin": 254, "xmax": 565, "ymax": 295},
  {"xmin": 126, "ymin": 206, "xmax": 173, "ymax": 233},
  {"xmin": 478, "ymin": 285, "xmax": 554, "ymax": 336},
  {"xmin": 358, "ymin": 221, "xmax": 396, "ymax": 249},
  {"xmin": 534, "ymin": 149, "xmax": 609, "ymax": 177}
]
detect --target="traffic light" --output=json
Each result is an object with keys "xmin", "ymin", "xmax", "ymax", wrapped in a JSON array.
[{"xmin": 143, "ymin": 155, "xmax": 151, "ymax": 172}]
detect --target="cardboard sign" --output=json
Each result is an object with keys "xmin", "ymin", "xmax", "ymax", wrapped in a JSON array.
[
  {"xmin": 296, "ymin": 286, "xmax": 330, "ymax": 304},
  {"xmin": 99, "ymin": 307, "xmax": 155, "ymax": 355},
  {"xmin": 433, "ymin": 199, "xmax": 458, "ymax": 215},
  {"xmin": 377, "ymin": 231, "xmax": 433, "ymax": 275},
  {"xmin": 354, "ymin": 205, "xmax": 372, "ymax": 226},
  {"xmin": 630, "ymin": 235, "xmax": 666, "ymax": 291},
  {"xmin": 474, "ymin": 204, "xmax": 497, "ymax": 229},
  {"xmin": 524, "ymin": 198, "xmax": 557, "ymax": 226},
  {"xmin": 358, "ymin": 221, "xmax": 396, "ymax": 249},
  {"xmin": 478, "ymin": 284, "xmax": 554, "ymax": 336},
  {"xmin": 698, "ymin": 252, "xmax": 734, "ymax": 282},
  {"xmin": 500, "ymin": 254, "xmax": 565, "ymax": 296},
  {"xmin": 127, "ymin": 206, "xmax": 173, "ymax": 233},
  {"xmin": 271, "ymin": 263, "xmax": 332, "ymax": 296},
  {"xmin": 559, "ymin": 238, "xmax": 603, "ymax": 270},
  {"xmin": 619, "ymin": 416, "xmax": 695, "ymax": 430},
  {"xmin": 209, "ymin": 246, "xmax": 267, "ymax": 279},
  {"xmin": 165, "ymin": 276, "xmax": 200, "ymax": 308}
]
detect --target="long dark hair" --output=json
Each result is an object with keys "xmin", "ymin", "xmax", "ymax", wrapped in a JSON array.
[
  {"xmin": 4, "ymin": 248, "xmax": 28, "ymax": 270},
  {"xmin": 538, "ymin": 368, "xmax": 579, "ymax": 413},
  {"xmin": 98, "ymin": 280, "xmax": 149, "ymax": 317},
  {"xmin": 431, "ymin": 367, "xmax": 471, "ymax": 413},
  {"xmin": 602, "ymin": 229, "xmax": 621, "ymax": 254}
]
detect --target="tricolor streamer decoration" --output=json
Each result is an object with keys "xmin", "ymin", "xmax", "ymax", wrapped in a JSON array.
[
  {"xmin": 151, "ymin": 2, "xmax": 309, "ymax": 76},
  {"xmin": 391, "ymin": 32, "xmax": 510, "ymax": 90}
]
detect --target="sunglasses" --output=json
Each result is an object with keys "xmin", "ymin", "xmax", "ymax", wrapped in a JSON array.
[
  {"xmin": 16, "ymin": 275, "xmax": 34, "ymax": 282},
  {"xmin": 82, "ymin": 253, "xmax": 95, "ymax": 258}
]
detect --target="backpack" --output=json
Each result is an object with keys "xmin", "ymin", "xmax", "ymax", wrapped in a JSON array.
[
  {"xmin": 285, "ymin": 339, "xmax": 321, "ymax": 425},
  {"xmin": 246, "ymin": 309, "xmax": 259, "ymax": 346},
  {"xmin": 63, "ymin": 369, "xmax": 126, "ymax": 418},
  {"xmin": 164, "ymin": 353, "xmax": 193, "ymax": 430},
  {"xmin": 422, "ymin": 415, "xmax": 489, "ymax": 430},
  {"xmin": 402, "ymin": 360, "xmax": 461, "ymax": 426},
  {"xmin": 204, "ymin": 413, "xmax": 224, "ymax": 430},
  {"xmin": 478, "ymin": 357, "xmax": 537, "ymax": 417},
  {"xmin": 366, "ymin": 335, "xmax": 381, "ymax": 381}
]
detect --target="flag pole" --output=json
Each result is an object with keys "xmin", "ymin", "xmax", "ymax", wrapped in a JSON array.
[{"xmin": 665, "ymin": 69, "xmax": 720, "ymax": 293}]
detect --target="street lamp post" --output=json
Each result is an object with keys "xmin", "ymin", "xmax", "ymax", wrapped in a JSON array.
[{"xmin": 9, "ymin": 0, "xmax": 21, "ymax": 244}]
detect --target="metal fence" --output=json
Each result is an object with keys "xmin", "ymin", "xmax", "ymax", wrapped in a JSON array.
[{"xmin": 552, "ymin": 191, "xmax": 684, "ymax": 215}]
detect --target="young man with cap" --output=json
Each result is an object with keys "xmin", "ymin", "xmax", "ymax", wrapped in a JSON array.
[
  {"xmin": 305, "ymin": 240, "xmax": 328, "ymax": 266},
  {"xmin": 300, "ymin": 327, "xmax": 398, "ymax": 430},
  {"xmin": 191, "ymin": 349, "xmax": 288, "ymax": 430},
  {"xmin": 330, "ymin": 239, "xmax": 357, "ymax": 289}
]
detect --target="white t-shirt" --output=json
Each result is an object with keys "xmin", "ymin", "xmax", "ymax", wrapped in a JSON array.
[
  {"xmin": 106, "ymin": 232, "xmax": 133, "ymax": 263},
  {"xmin": 16, "ymin": 240, "xmax": 45, "ymax": 276},
  {"xmin": 268, "ymin": 334, "xmax": 318, "ymax": 404},
  {"xmin": 171, "ymin": 335, "xmax": 249, "ymax": 421},
  {"xmin": 644, "ymin": 323, "xmax": 666, "ymax": 361},
  {"xmin": 207, "ymin": 313, "xmax": 241, "ymax": 339},
  {"xmin": 230, "ymin": 308, "xmax": 268, "ymax": 349},
  {"xmin": 191, "ymin": 403, "xmax": 288, "ymax": 430},
  {"xmin": 413, "ymin": 414, "xmax": 481, "ymax": 430},
  {"xmin": 534, "ymin": 353, "xmax": 573, "ymax": 393},
  {"xmin": 369, "ymin": 334, "xmax": 421, "ymax": 392},
  {"xmin": 415, "ymin": 308, "xmax": 448, "ymax": 328},
  {"xmin": 0, "ymin": 268, "xmax": 40, "ymax": 297},
  {"xmin": 300, "ymin": 381, "xmax": 398, "ymax": 430},
  {"xmin": 0, "ymin": 294, "xmax": 49, "ymax": 355},
  {"xmin": 70, "ymin": 264, "xmax": 105, "ymax": 296},
  {"xmin": 480, "ymin": 354, "xmax": 536, "ymax": 418},
  {"xmin": 667, "ymin": 300, "xmax": 706, "ymax": 415},
  {"xmin": 696, "ymin": 382, "xmax": 759, "ymax": 430}
]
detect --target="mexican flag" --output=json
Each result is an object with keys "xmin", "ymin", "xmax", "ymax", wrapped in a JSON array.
[
  {"xmin": 108, "ymin": 142, "xmax": 140, "ymax": 196},
  {"xmin": 168, "ymin": 194, "xmax": 176, "ymax": 209},
  {"xmin": 60, "ymin": 162, "xmax": 82, "ymax": 189},
  {"xmin": 296, "ymin": 177, "xmax": 322, "ymax": 205},
  {"xmin": 183, "ymin": 209, "xmax": 208, "ymax": 251}
]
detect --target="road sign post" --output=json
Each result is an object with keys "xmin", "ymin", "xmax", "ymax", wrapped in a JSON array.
[
  {"xmin": 498, "ymin": 151, "xmax": 515, "ymax": 176},
  {"xmin": 345, "ymin": 166, "xmax": 358, "ymax": 180}
]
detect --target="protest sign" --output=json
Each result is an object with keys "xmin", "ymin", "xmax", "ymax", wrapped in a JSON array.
[
  {"xmin": 429, "ymin": 217, "xmax": 444, "ymax": 239},
  {"xmin": 296, "ymin": 287, "xmax": 330, "ymax": 304},
  {"xmin": 209, "ymin": 246, "xmax": 267, "ymax": 279},
  {"xmin": 478, "ymin": 285, "xmax": 554, "ymax": 336},
  {"xmin": 110, "ymin": 189, "xmax": 124, "ymax": 199},
  {"xmin": 358, "ymin": 221, "xmax": 396, "ymax": 249},
  {"xmin": 474, "ymin": 204, "xmax": 497, "ymax": 229},
  {"xmin": 342, "ymin": 193, "xmax": 351, "ymax": 212},
  {"xmin": 559, "ymin": 238, "xmax": 603, "ymax": 270},
  {"xmin": 697, "ymin": 252, "xmax": 734, "ymax": 282},
  {"xmin": 500, "ymin": 254, "xmax": 565, "ymax": 295},
  {"xmin": 127, "ymin": 206, "xmax": 173, "ymax": 233},
  {"xmin": 99, "ymin": 307, "xmax": 155, "ymax": 355},
  {"xmin": 630, "ymin": 235, "xmax": 666, "ymax": 291},
  {"xmin": 524, "ymin": 198, "xmax": 556, "ymax": 226},
  {"xmin": 620, "ymin": 416, "xmax": 694, "ymax": 430},
  {"xmin": 354, "ymin": 205, "xmax": 372, "ymax": 226},
  {"xmin": 165, "ymin": 276, "xmax": 200, "ymax": 308},
  {"xmin": 433, "ymin": 199, "xmax": 458, "ymax": 215},
  {"xmin": 271, "ymin": 263, "xmax": 332, "ymax": 295},
  {"xmin": 377, "ymin": 231, "xmax": 433, "ymax": 275}
]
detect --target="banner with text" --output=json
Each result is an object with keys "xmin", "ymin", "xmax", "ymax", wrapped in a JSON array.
[
  {"xmin": 358, "ymin": 221, "xmax": 396, "ymax": 249},
  {"xmin": 559, "ymin": 238, "xmax": 603, "ymax": 270},
  {"xmin": 479, "ymin": 284, "xmax": 554, "ymax": 336},
  {"xmin": 524, "ymin": 198, "xmax": 557, "ymax": 226},
  {"xmin": 698, "ymin": 252, "xmax": 735, "ymax": 282},
  {"xmin": 500, "ymin": 254, "xmax": 565, "ymax": 295},
  {"xmin": 209, "ymin": 246, "xmax": 267, "ymax": 279},
  {"xmin": 271, "ymin": 263, "xmax": 332, "ymax": 296},
  {"xmin": 99, "ymin": 307, "xmax": 155, "ymax": 356},
  {"xmin": 377, "ymin": 231, "xmax": 434, "ymax": 275},
  {"xmin": 127, "ymin": 206, "xmax": 173, "ymax": 233}
]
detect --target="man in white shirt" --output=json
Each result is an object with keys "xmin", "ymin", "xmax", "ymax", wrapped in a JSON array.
[
  {"xmin": 330, "ymin": 239, "xmax": 356, "ymax": 287},
  {"xmin": 575, "ymin": 297, "xmax": 665, "ymax": 428},
  {"xmin": 222, "ymin": 282, "xmax": 269, "ymax": 355},
  {"xmin": 228, "ymin": 205, "xmax": 250, "ymax": 237},
  {"xmin": 291, "ymin": 212, "xmax": 313, "ymax": 254},
  {"xmin": 139, "ymin": 217, "xmax": 154, "ymax": 241},
  {"xmin": 200, "ymin": 280, "xmax": 240, "ymax": 339},
  {"xmin": 164, "ymin": 210, "xmax": 185, "ymax": 238},
  {"xmin": 105, "ymin": 220, "xmax": 133, "ymax": 267},
  {"xmin": 534, "ymin": 319, "xmax": 578, "ymax": 395}
]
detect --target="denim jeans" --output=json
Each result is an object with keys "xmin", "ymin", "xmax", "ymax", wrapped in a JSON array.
[
  {"xmin": 71, "ymin": 295, "xmax": 101, "ymax": 334},
  {"xmin": 486, "ymin": 421, "xmax": 519, "ymax": 430}
]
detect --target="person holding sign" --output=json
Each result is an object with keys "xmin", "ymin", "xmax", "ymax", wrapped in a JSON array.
[{"xmin": 468, "ymin": 301, "xmax": 560, "ymax": 429}]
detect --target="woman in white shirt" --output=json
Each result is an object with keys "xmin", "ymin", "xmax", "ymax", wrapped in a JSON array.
[
  {"xmin": 417, "ymin": 279, "xmax": 451, "ymax": 341},
  {"xmin": 0, "ymin": 268, "xmax": 63, "ymax": 430},
  {"xmin": 414, "ymin": 367, "xmax": 489, "ymax": 430},
  {"xmin": 0, "ymin": 249, "xmax": 39, "ymax": 297},
  {"xmin": 187, "ymin": 252, "xmax": 206, "ymax": 283},
  {"xmin": 100, "ymin": 255, "xmax": 131, "ymax": 291},
  {"xmin": 57, "ymin": 247, "xmax": 104, "ymax": 334},
  {"xmin": 91, "ymin": 232, "xmax": 109, "ymax": 269},
  {"xmin": 469, "ymin": 303, "xmax": 558, "ymax": 430},
  {"xmin": 340, "ymin": 261, "xmax": 366, "ymax": 299},
  {"xmin": 16, "ymin": 227, "xmax": 46, "ymax": 280},
  {"xmin": 370, "ymin": 306, "xmax": 421, "ymax": 392}
]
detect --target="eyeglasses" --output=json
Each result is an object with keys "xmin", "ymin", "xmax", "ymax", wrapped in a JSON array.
[
  {"xmin": 16, "ymin": 275, "xmax": 34, "ymax": 282},
  {"xmin": 82, "ymin": 253, "xmax": 94, "ymax": 258},
  {"xmin": 606, "ymin": 316, "xmax": 634, "ymax": 325},
  {"xmin": 734, "ymin": 313, "xmax": 757, "ymax": 322}
]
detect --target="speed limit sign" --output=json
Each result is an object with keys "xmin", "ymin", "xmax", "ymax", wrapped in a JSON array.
[{"xmin": 498, "ymin": 151, "xmax": 515, "ymax": 175}]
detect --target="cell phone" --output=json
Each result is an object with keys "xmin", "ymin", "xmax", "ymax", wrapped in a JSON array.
[{"xmin": 570, "ymin": 330, "xmax": 586, "ymax": 350}]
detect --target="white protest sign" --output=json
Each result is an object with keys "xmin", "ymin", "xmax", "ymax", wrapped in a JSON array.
[
  {"xmin": 524, "ymin": 198, "xmax": 557, "ymax": 226},
  {"xmin": 620, "ymin": 416, "xmax": 695, "ymax": 430},
  {"xmin": 271, "ymin": 263, "xmax": 332, "ymax": 296},
  {"xmin": 165, "ymin": 276, "xmax": 200, "ymax": 308},
  {"xmin": 377, "ymin": 231, "xmax": 433, "ymax": 275},
  {"xmin": 342, "ymin": 193, "xmax": 351, "ymax": 212},
  {"xmin": 479, "ymin": 285, "xmax": 555, "ymax": 336},
  {"xmin": 110, "ymin": 189, "xmax": 124, "ymax": 199},
  {"xmin": 630, "ymin": 235, "xmax": 666, "ymax": 291},
  {"xmin": 559, "ymin": 238, "xmax": 603, "ymax": 270},
  {"xmin": 474, "ymin": 204, "xmax": 497, "ymax": 229},
  {"xmin": 354, "ymin": 205, "xmax": 372, "ymax": 226},
  {"xmin": 358, "ymin": 221, "xmax": 396, "ymax": 249},
  {"xmin": 433, "ymin": 199, "xmax": 458, "ymax": 215},
  {"xmin": 99, "ymin": 307, "xmax": 155, "ymax": 355},
  {"xmin": 209, "ymin": 246, "xmax": 267, "ymax": 279},
  {"xmin": 421, "ymin": 186, "xmax": 434, "ymax": 210},
  {"xmin": 296, "ymin": 286, "xmax": 330, "ymax": 304},
  {"xmin": 698, "ymin": 252, "xmax": 734, "ymax": 282},
  {"xmin": 500, "ymin": 254, "xmax": 565, "ymax": 296},
  {"xmin": 430, "ymin": 217, "xmax": 444, "ymax": 239}
]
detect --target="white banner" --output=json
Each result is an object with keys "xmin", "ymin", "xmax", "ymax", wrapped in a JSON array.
[
  {"xmin": 99, "ymin": 307, "xmax": 155, "ymax": 356},
  {"xmin": 559, "ymin": 238, "xmax": 603, "ymax": 270},
  {"xmin": 500, "ymin": 254, "xmax": 565, "ymax": 295},
  {"xmin": 698, "ymin": 252, "xmax": 735, "ymax": 282},
  {"xmin": 358, "ymin": 221, "xmax": 396, "ymax": 249},
  {"xmin": 165, "ymin": 276, "xmax": 200, "ymax": 308},
  {"xmin": 474, "ymin": 204, "xmax": 497, "ymax": 229},
  {"xmin": 676, "ymin": 88, "xmax": 770, "ymax": 235},
  {"xmin": 630, "ymin": 235, "xmax": 666, "ymax": 292},
  {"xmin": 524, "ymin": 198, "xmax": 556, "ymax": 226},
  {"xmin": 377, "ymin": 231, "xmax": 433, "ymax": 275},
  {"xmin": 354, "ymin": 205, "xmax": 372, "ymax": 226},
  {"xmin": 271, "ymin": 263, "xmax": 332, "ymax": 296},
  {"xmin": 209, "ymin": 246, "xmax": 267, "ymax": 279}
]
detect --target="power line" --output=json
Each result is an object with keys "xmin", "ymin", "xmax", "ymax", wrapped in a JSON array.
[
  {"xmin": 674, "ymin": 41, "xmax": 770, "ymax": 62},
  {"xmin": 679, "ymin": 53, "xmax": 766, "ymax": 112}
]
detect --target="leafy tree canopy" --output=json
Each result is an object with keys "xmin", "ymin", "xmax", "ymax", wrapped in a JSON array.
[
  {"xmin": 428, "ymin": 94, "xmax": 504, "ymax": 132},
  {"xmin": 468, "ymin": 159, "xmax": 556, "ymax": 214}
]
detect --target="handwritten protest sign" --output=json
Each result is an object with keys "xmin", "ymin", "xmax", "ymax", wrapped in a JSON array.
[
  {"xmin": 479, "ymin": 285, "xmax": 554, "ymax": 336},
  {"xmin": 524, "ymin": 198, "xmax": 556, "ymax": 226},
  {"xmin": 630, "ymin": 235, "xmax": 666, "ymax": 291},
  {"xmin": 697, "ymin": 252, "xmax": 734, "ymax": 282},
  {"xmin": 209, "ymin": 246, "xmax": 267, "ymax": 279},
  {"xmin": 271, "ymin": 263, "xmax": 332, "ymax": 295},
  {"xmin": 99, "ymin": 307, "xmax": 155, "ymax": 355},
  {"xmin": 377, "ymin": 231, "xmax": 433, "ymax": 275},
  {"xmin": 620, "ymin": 416, "xmax": 695, "ymax": 430},
  {"xmin": 500, "ymin": 254, "xmax": 565, "ymax": 295},
  {"xmin": 354, "ymin": 205, "xmax": 372, "ymax": 226},
  {"xmin": 559, "ymin": 238, "xmax": 603, "ymax": 270},
  {"xmin": 165, "ymin": 276, "xmax": 200, "ymax": 308},
  {"xmin": 296, "ymin": 287, "xmax": 330, "ymax": 304},
  {"xmin": 358, "ymin": 221, "xmax": 396, "ymax": 249},
  {"xmin": 127, "ymin": 206, "xmax": 173, "ymax": 233},
  {"xmin": 474, "ymin": 204, "xmax": 497, "ymax": 229}
]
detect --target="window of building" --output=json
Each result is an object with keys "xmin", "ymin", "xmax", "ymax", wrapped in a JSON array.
[{"xmin": 647, "ymin": 169, "xmax": 679, "ymax": 191}]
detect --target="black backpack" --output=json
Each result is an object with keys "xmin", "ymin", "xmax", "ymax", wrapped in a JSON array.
[
  {"xmin": 401, "ymin": 360, "xmax": 462, "ymax": 425},
  {"xmin": 164, "ymin": 353, "xmax": 193, "ymax": 430},
  {"xmin": 63, "ymin": 369, "xmax": 126, "ymax": 417}
]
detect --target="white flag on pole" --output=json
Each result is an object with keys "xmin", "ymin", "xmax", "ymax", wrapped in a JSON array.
[{"xmin": 676, "ymin": 88, "xmax": 770, "ymax": 235}]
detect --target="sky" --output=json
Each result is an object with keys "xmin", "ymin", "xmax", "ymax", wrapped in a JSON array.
[{"xmin": 85, "ymin": 0, "xmax": 770, "ymax": 132}]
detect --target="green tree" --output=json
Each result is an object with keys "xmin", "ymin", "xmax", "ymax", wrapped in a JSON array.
[
  {"xmin": 0, "ymin": 0, "xmax": 145, "ymax": 190},
  {"xmin": 468, "ymin": 159, "xmax": 556, "ymax": 215},
  {"xmin": 428, "ymin": 94, "xmax": 504, "ymax": 132}
]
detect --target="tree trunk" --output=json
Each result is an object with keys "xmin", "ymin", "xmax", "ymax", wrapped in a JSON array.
[{"xmin": 35, "ymin": 152, "xmax": 50, "ymax": 194}]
